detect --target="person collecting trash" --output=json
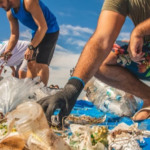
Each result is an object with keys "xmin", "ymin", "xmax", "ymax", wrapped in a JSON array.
[
  {"xmin": 0, "ymin": 40, "xmax": 29, "ymax": 78},
  {"xmin": 39, "ymin": 0, "xmax": 150, "ymax": 124}
]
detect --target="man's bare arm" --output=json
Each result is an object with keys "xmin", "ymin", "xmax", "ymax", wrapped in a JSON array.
[
  {"xmin": 73, "ymin": 10, "xmax": 125, "ymax": 83},
  {"xmin": 24, "ymin": 0, "xmax": 48, "ymax": 47},
  {"xmin": 128, "ymin": 18, "xmax": 150, "ymax": 63},
  {"xmin": 5, "ymin": 11, "xmax": 19, "ymax": 54},
  {"xmin": 38, "ymin": 11, "xmax": 126, "ymax": 122},
  {"xmin": 132, "ymin": 18, "xmax": 150, "ymax": 37}
]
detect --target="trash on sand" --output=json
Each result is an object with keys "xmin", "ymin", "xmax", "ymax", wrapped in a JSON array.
[
  {"xmin": 108, "ymin": 123, "xmax": 150, "ymax": 150},
  {"xmin": 64, "ymin": 124, "xmax": 108, "ymax": 150},
  {"xmin": 0, "ymin": 101, "xmax": 71, "ymax": 150},
  {"xmin": 65, "ymin": 115, "xmax": 106, "ymax": 125}
]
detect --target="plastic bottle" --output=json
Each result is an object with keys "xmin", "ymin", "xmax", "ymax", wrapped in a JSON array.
[
  {"xmin": 6, "ymin": 102, "xmax": 72, "ymax": 150},
  {"xmin": 106, "ymin": 88, "xmax": 122, "ymax": 101},
  {"xmin": 7, "ymin": 102, "xmax": 50, "ymax": 144}
]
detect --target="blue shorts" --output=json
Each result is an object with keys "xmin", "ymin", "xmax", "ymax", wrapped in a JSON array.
[{"xmin": 112, "ymin": 41, "xmax": 150, "ymax": 81}]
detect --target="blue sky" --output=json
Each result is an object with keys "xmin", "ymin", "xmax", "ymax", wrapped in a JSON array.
[{"xmin": 0, "ymin": 0, "xmax": 135, "ymax": 86}]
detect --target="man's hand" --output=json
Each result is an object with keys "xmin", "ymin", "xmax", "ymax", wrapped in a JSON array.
[
  {"xmin": 38, "ymin": 78, "xmax": 84, "ymax": 125},
  {"xmin": 24, "ymin": 48, "xmax": 34, "ymax": 60},
  {"xmin": 128, "ymin": 31, "xmax": 145, "ymax": 64},
  {"xmin": 1, "ymin": 50, "xmax": 12, "ymax": 61}
]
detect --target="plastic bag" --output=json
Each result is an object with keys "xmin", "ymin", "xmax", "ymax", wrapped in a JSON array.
[
  {"xmin": 84, "ymin": 77, "xmax": 139, "ymax": 117},
  {"xmin": 35, "ymin": 86, "xmax": 61, "ymax": 100},
  {"xmin": 0, "ymin": 76, "xmax": 40, "ymax": 114},
  {"xmin": 0, "ymin": 76, "xmax": 61, "ymax": 114}
]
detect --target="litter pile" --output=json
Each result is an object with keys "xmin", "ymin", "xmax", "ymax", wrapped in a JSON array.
[
  {"xmin": 0, "ymin": 77, "xmax": 150, "ymax": 150},
  {"xmin": 0, "ymin": 101, "xmax": 71, "ymax": 150},
  {"xmin": 65, "ymin": 115, "xmax": 106, "ymax": 125}
]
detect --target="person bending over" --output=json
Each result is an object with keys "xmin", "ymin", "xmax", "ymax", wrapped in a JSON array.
[
  {"xmin": 0, "ymin": 40, "xmax": 29, "ymax": 78},
  {"xmin": 0, "ymin": 0, "xmax": 59, "ymax": 85},
  {"xmin": 39, "ymin": 0, "xmax": 150, "ymax": 122}
]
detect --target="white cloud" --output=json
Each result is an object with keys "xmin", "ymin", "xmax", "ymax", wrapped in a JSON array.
[
  {"xmin": 55, "ymin": 44, "xmax": 68, "ymax": 52},
  {"xmin": 60, "ymin": 24, "xmax": 94, "ymax": 36},
  {"xmin": 67, "ymin": 38, "xmax": 86, "ymax": 47},
  {"xmin": 118, "ymin": 32, "xmax": 131, "ymax": 41},
  {"xmin": 59, "ymin": 28, "xmax": 69, "ymax": 36},
  {"xmin": 20, "ymin": 30, "xmax": 32, "ymax": 41},
  {"xmin": 49, "ymin": 44, "xmax": 80, "ymax": 87}
]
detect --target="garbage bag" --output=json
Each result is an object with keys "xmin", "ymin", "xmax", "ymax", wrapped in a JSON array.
[
  {"xmin": 84, "ymin": 77, "xmax": 140, "ymax": 117},
  {"xmin": 0, "ymin": 76, "xmax": 41, "ymax": 114},
  {"xmin": 0, "ymin": 76, "xmax": 61, "ymax": 114}
]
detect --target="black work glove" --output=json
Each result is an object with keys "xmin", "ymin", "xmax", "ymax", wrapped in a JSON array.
[{"xmin": 38, "ymin": 78, "xmax": 84, "ymax": 124}]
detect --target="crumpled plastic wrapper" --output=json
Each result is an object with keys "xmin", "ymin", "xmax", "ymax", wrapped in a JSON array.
[
  {"xmin": 108, "ymin": 123, "xmax": 150, "ymax": 150},
  {"xmin": 64, "ymin": 124, "xmax": 108, "ymax": 150}
]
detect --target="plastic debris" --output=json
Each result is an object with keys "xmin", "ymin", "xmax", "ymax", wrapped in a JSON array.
[
  {"xmin": 64, "ymin": 124, "xmax": 108, "ymax": 150},
  {"xmin": 0, "ymin": 101, "xmax": 71, "ymax": 150},
  {"xmin": 108, "ymin": 123, "xmax": 150, "ymax": 150},
  {"xmin": 84, "ymin": 77, "xmax": 139, "ymax": 117},
  {"xmin": 0, "ymin": 76, "xmax": 60, "ymax": 114}
]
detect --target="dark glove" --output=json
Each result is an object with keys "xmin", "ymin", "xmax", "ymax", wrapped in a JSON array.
[{"xmin": 38, "ymin": 78, "xmax": 84, "ymax": 124}]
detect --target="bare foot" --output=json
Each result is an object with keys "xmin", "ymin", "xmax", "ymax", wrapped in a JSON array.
[
  {"xmin": 132, "ymin": 99, "xmax": 150, "ymax": 121},
  {"xmin": 132, "ymin": 109, "xmax": 150, "ymax": 121}
]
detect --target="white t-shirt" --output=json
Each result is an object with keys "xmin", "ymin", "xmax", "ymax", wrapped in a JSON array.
[{"xmin": 0, "ymin": 40, "xmax": 29, "ymax": 66}]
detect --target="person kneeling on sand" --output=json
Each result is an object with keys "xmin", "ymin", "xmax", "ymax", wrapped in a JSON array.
[{"xmin": 38, "ymin": 0, "xmax": 150, "ymax": 123}]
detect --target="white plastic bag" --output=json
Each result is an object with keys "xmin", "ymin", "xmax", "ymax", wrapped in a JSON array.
[
  {"xmin": 0, "ymin": 76, "xmax": 44, "ymax": 114},
  {"xmin": 0, "ymin": 76, "xmax": 61, "ymax": 114},
  {"xmin": 85, "ymin": 77, "xmax": 139, "ymax": 117}
]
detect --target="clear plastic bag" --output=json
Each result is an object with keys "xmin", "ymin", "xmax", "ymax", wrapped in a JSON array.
[
  {"xmin": 35, "ymin": 86, "xmax": 61, "ymax": 100},
  {"xmin": 84, "ymin": 77, "xmax": 139, "ymax": 117},
  {"xmin": 0, "ymin": 76, "xmax": 61, "ymax": 114},
  {"xmin": 0, "ymin": 76, "xmax": 44, "ymax": 114}
]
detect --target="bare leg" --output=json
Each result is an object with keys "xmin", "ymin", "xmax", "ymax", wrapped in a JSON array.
[
  {"xmin": 18, "ymin": 70, "xmax": 26, "ymax": 79},
  {"xmin": 10, "ymin": 66, "xmax": 16, "ymax": 77},
  {"xmin": 26, "ymin": 61, "xmax": 37, "ymax": 79},
  {"xmin": 26, "ymin": 61, "xmax": 49, "ymax": 86},
  {"xmin": 37, "ymin": 63, "xmax": 49, "ymax": 86},
  {"xmin": 95, "ymin": 51, "xmax": 150, "ymax": 120}
]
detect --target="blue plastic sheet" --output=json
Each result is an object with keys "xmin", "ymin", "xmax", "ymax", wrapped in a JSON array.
[{"xmin": 70, "ymin": 100, "xmax": 150, "ymax": 150}]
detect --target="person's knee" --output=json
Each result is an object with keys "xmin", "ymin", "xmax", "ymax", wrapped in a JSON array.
[
  {"xmin": 94, "ymin": 62, "xmax": 114, "ymax": 79},
  {"xmin": 18, "ymin": 70, "xmax": 26, "ymax": 79},
  {"xmin": 27, "ymin": 61, "xmax": 36, "ymax": 70},
  {"xmin": 36, "ymin": 63, "xmax": 48, "ymax": 71},
  {"xmin": 95, "ymin": 52, "xmax": 117, "ymax": 75},
  {"xmin": 94, "ymin": 65, "xmax": 105, "ymax": 78}
]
